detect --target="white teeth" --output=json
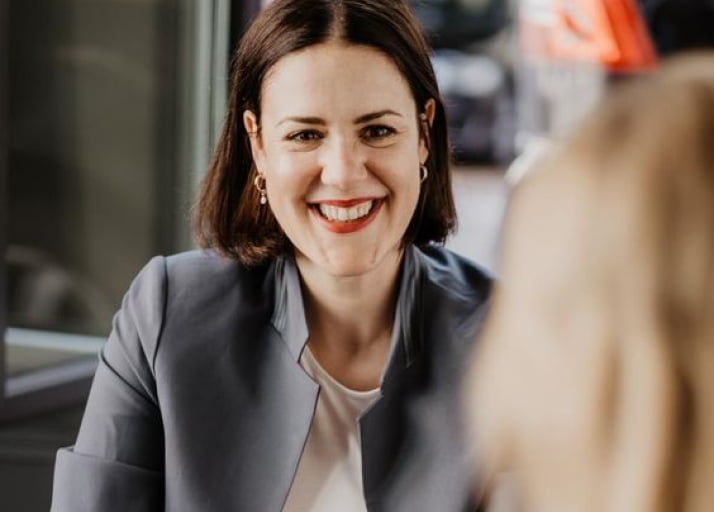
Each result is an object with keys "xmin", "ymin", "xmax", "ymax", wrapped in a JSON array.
[{"xmin": 318, "ymin": 200, "xmax": 374, "ymax": 222}]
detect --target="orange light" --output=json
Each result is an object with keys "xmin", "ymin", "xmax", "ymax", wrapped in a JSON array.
[{"xmin": 520, "ymin": 0, "xmax": 657, "ymax": 71}]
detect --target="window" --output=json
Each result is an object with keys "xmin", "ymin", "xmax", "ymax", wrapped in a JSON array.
[
  {"xmin": 1, "ymin": 0, "xmax": 243, "ymax": 423},
  {"xmin": 409, "ymin": 0, "xmax": 510, "ymax": 49}
]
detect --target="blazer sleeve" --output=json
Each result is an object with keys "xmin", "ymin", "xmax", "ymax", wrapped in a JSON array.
[{"xmin": 51, "ymin": 256, "xmax": 167, "ymax": 512}]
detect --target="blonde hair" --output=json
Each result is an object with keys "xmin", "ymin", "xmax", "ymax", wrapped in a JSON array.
[{"xmin": 469, "ymin": 52, "xmax": 714, "ymax": 512}]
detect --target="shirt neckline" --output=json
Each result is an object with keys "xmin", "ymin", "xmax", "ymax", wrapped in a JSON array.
[{"xmin": 302, "ymin": 347, "xmax": 381, "ymax": 400}]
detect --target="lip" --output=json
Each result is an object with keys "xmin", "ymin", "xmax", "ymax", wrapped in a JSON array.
[
  {"xmin": 310, "ymin": 197, "xmax": 377, "ymax": 207},
  {"xmin": 309, "ymin": 198, "xmax": 384, "ymax": 234}
]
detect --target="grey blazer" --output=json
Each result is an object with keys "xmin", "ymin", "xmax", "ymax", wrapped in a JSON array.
[{"xmin": 51, "ymin": 245, "xmax": 491, "ymax": 512}]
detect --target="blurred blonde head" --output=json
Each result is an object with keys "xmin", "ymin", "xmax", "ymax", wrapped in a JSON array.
[{"xmin": 469, "ymin": 52, "xmax": 714, "ymax": 512}]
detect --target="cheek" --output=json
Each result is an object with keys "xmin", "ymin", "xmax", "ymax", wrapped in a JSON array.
[
  {"xmin": 262, "ymin": 154, "xmax": 319, "ymax": 239},
  {"xmin": 263, "ymin": 151, "xmax": 318, "ymax": 198},
  {"xmin": 380, "ymin": 149, "xmax": 421, "ymax": 195}
]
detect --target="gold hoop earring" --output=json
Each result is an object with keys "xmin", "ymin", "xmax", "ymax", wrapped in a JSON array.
[
  {"xmin": 253, "ymin": 173, "xmax": 268, "ymax": 205},
  {"xmin": 420, "ymin": 164, "xmax": 428, "ymax": 184}
]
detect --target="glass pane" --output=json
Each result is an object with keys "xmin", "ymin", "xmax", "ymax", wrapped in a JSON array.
[
  {"xmin": 409, "ymin": 0, "xmax": 509, "ymax": 47},
  {"xmin": 6, "ymin": 0, "xmax": 187, "ymax": 373},
  {"xmin": 0, "ymin": 0, "xmax": 6, "ymax": 387},
  {"xmin": 5, "ymin": 328, "xmax": 102, "ymax": 378}
]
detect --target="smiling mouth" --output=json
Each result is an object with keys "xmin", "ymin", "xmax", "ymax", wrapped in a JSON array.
[
  {"xmin": 315, "ymin": 200, "xmax": 375, "ymax": 222},
  {"xmin": 309, "ymin": 198, "xmax": 383, "ymax": 233}
]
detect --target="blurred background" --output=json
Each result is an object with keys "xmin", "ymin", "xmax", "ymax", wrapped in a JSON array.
[{"xmin": 1, "ymin": 0, "xmax": 713, "ymax": 509}]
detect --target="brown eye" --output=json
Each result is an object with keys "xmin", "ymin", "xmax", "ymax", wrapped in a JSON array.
[
  {"xmin": 362, "ymin": 125, "xmax": 396, "ymax": 140},
  {"xmin": 288, "ymin": 130, "xmax": 324, "ymax": 143}
]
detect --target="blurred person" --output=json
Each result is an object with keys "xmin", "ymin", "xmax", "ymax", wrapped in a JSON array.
[
  {"xmin": 50, "ymin": 1, "xmax": 492, "ymax": 511},
  {"xmin": 468, "ymin": 52, "xmax": 714, "ymax": 512}
]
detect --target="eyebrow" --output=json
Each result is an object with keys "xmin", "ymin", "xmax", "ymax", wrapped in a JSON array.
[
  {"xmin": 277, "ymin": 116, "xmax": 326, "ymax": 127},
  {"xmin": 354, "ymin": 110, "xmax": 403, "ymax": 124},
  {"xmin": 276, "ymin": 110, "xmax": 403, "ymax": 127}
]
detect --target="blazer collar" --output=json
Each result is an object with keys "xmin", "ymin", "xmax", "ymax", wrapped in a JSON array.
[
  {"xmin": 270, "ymin": 256, "xmax": 310, "ymax": 362},
  {"xmin": 269, "ymin": 246, "xmax": 425, "ymax": 382},
  {"xmin": 380, "ymin": 245, "xmax": 424, "ymax": 385}
]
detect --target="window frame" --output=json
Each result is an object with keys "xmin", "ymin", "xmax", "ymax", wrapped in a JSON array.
[
  {"xmin": 0, "ymin": 0, "xmax": 246, "ymax": 424},
  {"xmin": 1, "ymin": 0, "xmax": 8, "ymax": 413}
]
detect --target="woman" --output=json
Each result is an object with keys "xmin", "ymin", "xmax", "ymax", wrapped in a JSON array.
[
  {"xmin": 51, "ymin": 1, "xmax": 491, "ymax": 511},
  {"xmin": 468, "ymin": 53, "xmax": 714, "ymax": 512}
]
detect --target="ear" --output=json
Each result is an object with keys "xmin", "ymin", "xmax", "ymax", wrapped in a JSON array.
[
  {"xmin": 419, "ymin": 98, "xmax": 437, "ymax": 164},
  {"xmin": 243, "ymin": 110, "xmax": 267, "ymax": 173}
]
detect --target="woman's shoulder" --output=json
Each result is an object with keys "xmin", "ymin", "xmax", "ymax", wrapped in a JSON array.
[
  {"xmin": 164, "ymin": 248, "xmax": 253, "ymax": 275},
  {"xmin": 411, "ymin": 246, "xmax": 493, "ymax": 351},
  {"xmin": 123, "ymin": 250, "xmax": 276, "ymax": 358},
  {"xmin": 162, "ymin": 249, "xmax": 271, "ymax": 289},
  {"xmin": 414, "ymin": 245, "xmax": 492, "ymax": 301},
  {"xmin": 128, "ymin": 249, "xmax": 274, "ymax": 313}
]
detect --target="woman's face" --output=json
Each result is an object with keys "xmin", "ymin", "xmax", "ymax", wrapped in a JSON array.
[{"xmin": 245, "ymin": 42, "xmax": 433, "ymax": 277}]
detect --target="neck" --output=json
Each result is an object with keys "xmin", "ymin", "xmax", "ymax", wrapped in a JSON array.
[
  {"xmin": 295, "ymin": 249, "xmax": 404, "ymax": 390},
  {"xmin": 297, "ymin": 249, "xmax": 403, "ymax": 350}
]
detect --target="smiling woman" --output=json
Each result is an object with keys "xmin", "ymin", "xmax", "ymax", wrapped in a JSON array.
[
  {"xmin": 50, "ymin": 1, "xmax": 492, "ymax": 511},
  {"xmin": 244, "ymin": 43, "xmax": 432, "ymax": 279}
]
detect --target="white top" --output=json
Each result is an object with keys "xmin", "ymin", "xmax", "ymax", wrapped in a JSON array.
[{"xmin": 282, "ymin": 348, "xmax": 381, "ymax": 512}]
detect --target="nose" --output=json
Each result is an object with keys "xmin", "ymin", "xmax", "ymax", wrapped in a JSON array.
[{"xmin": 319, "ymin": 135, "xmax": 368, "ymax": 189}]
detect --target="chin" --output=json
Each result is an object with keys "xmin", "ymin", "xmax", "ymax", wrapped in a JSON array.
[
  {"xmin": 318, "ymin": 244, "xmax": 390, "ymax": 277},
  {"xmin": 296, "ymin": 242, "xmax": 402, "ymax": 279}
]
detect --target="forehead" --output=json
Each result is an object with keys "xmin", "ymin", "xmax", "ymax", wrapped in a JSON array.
[{"xmin": 260, "ymin": 42, "xmax": 417, "ymax": 120}]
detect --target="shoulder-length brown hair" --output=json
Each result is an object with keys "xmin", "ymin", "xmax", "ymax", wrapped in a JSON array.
[
  {"xmin": 194, "ymin": 0, "xmax": 456, "ymax": 266},
  {"xmin": 469, "ymin": 52, "xmax": 714, "ymax": 512}
]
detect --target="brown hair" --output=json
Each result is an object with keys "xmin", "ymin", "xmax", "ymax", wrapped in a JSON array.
[
  {"xmin": 194, "ymin": 0, "xmax": 456, "ymax": 265},
  {"xmin": 469, "ymin": 52, "xmax": 714, "ymax": 512}
]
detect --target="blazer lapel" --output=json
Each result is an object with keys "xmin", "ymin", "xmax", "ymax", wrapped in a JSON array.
[{"xmin": 360, "ymin": 246, "xmax": 426, "ymax": 508}]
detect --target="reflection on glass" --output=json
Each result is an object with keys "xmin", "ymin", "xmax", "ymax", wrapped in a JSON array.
[
  {"xmin": 5, "ymin": 328, "xmax": 103, "ymax": 378},
  {"xmin": 458, "ymin": 0, "xmax": 491, "ymax": 13},
  {"xmin": 7, "ymin": 0, "xmax": 185, "ymax": 372}
]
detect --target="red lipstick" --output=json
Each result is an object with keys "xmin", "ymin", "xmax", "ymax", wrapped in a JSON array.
[
  {"xmin": 312, "ymin": 197, "xmax": 376, "ymax": 207},
  {"xmin": 310, "ymin": 198, "xmax": 383, "ymax": 234}
]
